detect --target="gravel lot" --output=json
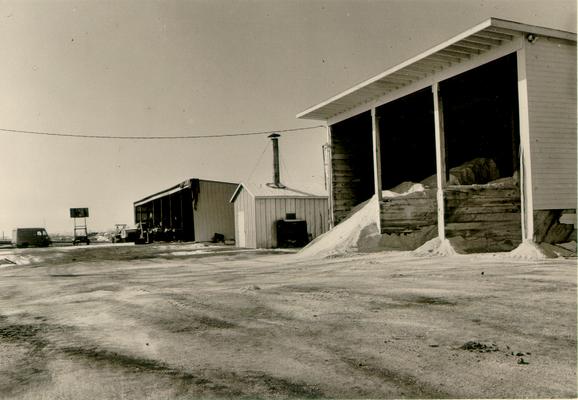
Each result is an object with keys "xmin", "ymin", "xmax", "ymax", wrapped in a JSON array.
[{"xmin": 0, "ymin": 243, "xmax": 576, "ymax": 399}]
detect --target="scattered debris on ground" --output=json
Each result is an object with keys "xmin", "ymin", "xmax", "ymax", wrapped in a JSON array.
[{"xmin": 459, "ymin": 341, "xmax": 500, "ymax": 353}]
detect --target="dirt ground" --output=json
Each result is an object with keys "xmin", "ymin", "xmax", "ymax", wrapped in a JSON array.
[{"xmin": 0, "ymin": 243, "xmax": 576, "ymax": 399}]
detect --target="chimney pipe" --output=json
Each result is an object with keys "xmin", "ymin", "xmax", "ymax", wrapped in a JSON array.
[{"xmin": 268, "ymin": 133, "xmax": 284, "ymax": 188}]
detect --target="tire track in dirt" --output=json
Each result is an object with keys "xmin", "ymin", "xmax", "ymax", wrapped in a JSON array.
[
  {"xmin": 320, "ymin": 343, "xmax": 452, "ymax": 398},
  {"xmin": 0, "ymin": 315, "xmax": 58, "ymax": 396},
  {"xmin": 103, "ymin": 284, "xmax": 326, "ymax": 398},
  {"xmin": 0, "ymin": 313, "xmax": 270, "ymax": 398}
]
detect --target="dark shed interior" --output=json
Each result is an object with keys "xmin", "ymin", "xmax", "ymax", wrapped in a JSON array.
[
  {"xmin": 377, "ymin": 88, "xmax": 436, "ymax": 189},
  {"xmin": 135, "ymin": 189, "xmax": 195, "ymax": 242},
  {"xmin": 330, "ymin": 111, "xmax": 374, "ymax": 223},
  {"xmin": 441, "ymin": 53, "xmax": 520, "ymax": 181}
]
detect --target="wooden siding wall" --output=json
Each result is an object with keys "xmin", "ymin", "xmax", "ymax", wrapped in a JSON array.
[
  {"xmin": 445, "ymin": 185, "xmax": 522, "ymax": 252},
  {"xmin": 254, "ymin": 198, "xmax": 329, "ymax": 249},
  {"xmin": 380, "ymin": 190, "xmax": 437, "ymax": 234},
  {"xmin": 193, "ymin": 181, "xmax": 237, "ymax": 242},
  {"xmin": 331, "ymin": 113, "xmax": 374, "ymax": 225},
  {"xmin": 378, "ymin": 185, "xmax": 523, "ymax": 252},
  {"xmin": 233, "ymin": 189, "xmax": 257, "ymax": 248},
  {"xmin": 525, "ymin": 37, "xmax": 577, "ymax": 210}
]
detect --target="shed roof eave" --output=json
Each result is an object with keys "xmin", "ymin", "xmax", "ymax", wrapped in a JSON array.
[
  {"xmin": 136, "ymin": 178, "xmax": 240, "ymax": 207},
  {"xmin": 490, "ymin": 17, "xmax": 577, "ymax": 42},
  {"xmin": 134, "ymin": 180, "xmax": 190, "ymax": 207},
  {"xmin": 231, "ymin": 182, "xmax": 327, "ymax": 201},
  {"xmin": 296, "ymin": 17, "xmax": 577, "ymax": 122},
  {"xmin": 296, "ymin": 17, "xmax": 494, "ymax": 121},
  {"xmin": 230, "ymin": 184, "xmax": 242, "ymax": 203},
  {"xmin": 230, "ymin": 183, "xmax": 257, "ymax": 203}
]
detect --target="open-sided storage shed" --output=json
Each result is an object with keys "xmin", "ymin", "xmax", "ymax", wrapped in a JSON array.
[
  {"xmin": 134, "ymin": 179, "xmax": 237, "ymax": 242},
  {"xmin": 230, "ymin": 182, "xmax": 329, "ymax": 249},
  {"xmin": 297, "ymin": 18, "xmax": 576, "ymax": 253}
]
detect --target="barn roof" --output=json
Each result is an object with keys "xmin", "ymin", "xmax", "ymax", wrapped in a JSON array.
[
  {"xmin": 230, "ymin": 182, "xmax": 327, "ymax": 203},
  {"xmin": 134, "ymin": 178, "xmax": 237, "ymax": 206},
  {"xmin": 297, "ymin": 17, "xmax": 576, "ymax": 122}
]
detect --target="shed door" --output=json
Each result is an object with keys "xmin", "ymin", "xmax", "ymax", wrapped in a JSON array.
[{"xmin": 237, "ymin": 211, "xmax": 246, "ymax": 247}]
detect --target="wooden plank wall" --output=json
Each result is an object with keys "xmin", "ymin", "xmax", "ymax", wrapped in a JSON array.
[
  {"xmin": 379, "ymin": 189, "xmax": 437, "ymax": 234},
  {"xmin": 378, "ymin": 186, "xmax": 522, "ymax": 252},
  {"xmin": 331, "ymin": 114, "xmax": 374, "ymax": 224},
  {"xmin": 233, "ymin": 189, "xmax": 256, "ymax": 248},
  {"xmin": 445, "ymin": 185, "xmax": 522, "ymax": 252},
  {"xmin": 254, "ymin": 197, "xmax": 329, "ymax": 249},
  {"xmin": 193, "ymin": 181, "xmax": 237, "ymax": 242},
  {"xmin": 525, "ymin": 37, "xmax": 577, "ymax": 210}
]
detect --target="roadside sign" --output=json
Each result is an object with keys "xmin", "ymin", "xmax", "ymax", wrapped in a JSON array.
[{"xmin": 70, "ymin": 208, "xmax": 89, "ymax": 218}]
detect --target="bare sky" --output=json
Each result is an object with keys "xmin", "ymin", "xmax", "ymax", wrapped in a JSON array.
[{"xmin": 0, "ymin": 0, "xmax": 575, "ymax": 235}]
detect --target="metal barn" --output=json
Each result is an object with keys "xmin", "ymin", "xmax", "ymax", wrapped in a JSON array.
[
  {"xmin": 297, "ymin": 18, "xmax": 576, "ymax": 253},
  {"xmin": 230, "ymin": 182, "xmax": 329, "ymax": 249},
  {"xmin": 134, "ymin": 179, "xmax": 237, "ymax": 242}
]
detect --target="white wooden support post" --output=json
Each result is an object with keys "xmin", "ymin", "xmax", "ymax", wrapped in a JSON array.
[
  {"xmin": 432, "ymin": 82, "xmax": 446, "ymax": 241},
  {"xmin": 517, "ymin": 44, "xmax": 534, "ymax": 242},
  {"xmin": 371, "ymin": 108, "xmax": 383, "ymax": 232},
  {"xmin": 325, "ymin": 124, "xmax": 335, "ymax": 229}
]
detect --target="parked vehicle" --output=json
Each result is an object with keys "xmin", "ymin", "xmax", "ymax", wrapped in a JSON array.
[
  {"xmin": 112, "ymin": 224, "xmax": 146, "ymax": 244},
  {"xmin": 11, "ymin": 228, "xmax": 52, "ymax": 248},
  {"xmin": 72, "ymin": 233, "xmax": 90, "ymax": 246}
]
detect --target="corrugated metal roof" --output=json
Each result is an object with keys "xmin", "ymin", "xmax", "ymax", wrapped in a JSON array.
[
  {"xmin": 297, "ymin": 18, "xmax": 576, "ymax": 122},
  {"xmin": 230, "ymin": 182, "xmax": 327, "ymax": 203}
]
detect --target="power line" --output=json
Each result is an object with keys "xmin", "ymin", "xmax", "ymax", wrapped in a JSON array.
[
  {"xmin": 0, "ymin": 125, "xmax": 324, "ymax": 140},
  {"xmin": 279, "ymin": 151, "xmax": 295, "ymax": 184},
  {"xmin": 245, "ymin": 142, "xmax": 270, "ymax": 183}
]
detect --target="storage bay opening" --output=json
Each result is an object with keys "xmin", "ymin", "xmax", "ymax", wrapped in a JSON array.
[
  {"xmin": 330, "ymin": 112, "xmax": 374, "ymax": 224},
  {"xmin": 442, "ymin": 53, "xmax": 520, "ymax": 181},
  {"xmin": 377, "ymin": 88, "xmax": 436, "ymax": 190},
  {"xmin": 440, "ymin": 53, "xmax": 522, "ymax": 252},
  {"xmin": 328, "ymin": 55, "xmax": 524, "ymax": 252}
]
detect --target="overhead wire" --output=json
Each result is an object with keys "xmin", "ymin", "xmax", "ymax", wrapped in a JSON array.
[
  {"xmin": 245, "ymin": 142, "xmax": 271, "ymax": 183},
  {"xmin": 279, "ymin": 151, "xmax": 295, "ymax": 185},
  {"xmin": 0, "ymin": 125, "xmax": 324, "ymax": 140}
]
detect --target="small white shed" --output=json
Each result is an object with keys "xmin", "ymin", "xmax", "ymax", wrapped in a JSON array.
[{"xmin": 230, "ymin": 182, "xmax": 329, "ymax": 249}]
